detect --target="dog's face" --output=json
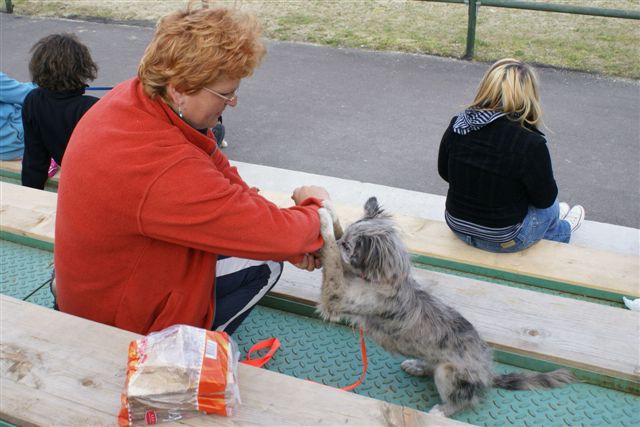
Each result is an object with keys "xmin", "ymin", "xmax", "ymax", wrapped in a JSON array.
[{"xmin": 338, "ymin": 197, "xmax": 410, "ymax": 283}]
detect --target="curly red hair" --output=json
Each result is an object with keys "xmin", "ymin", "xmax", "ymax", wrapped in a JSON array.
[{"xmin": 138, "ymin": 2, "xmax": 265, "ymax": 102}]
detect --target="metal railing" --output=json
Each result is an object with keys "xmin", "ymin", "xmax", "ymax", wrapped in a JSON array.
[
  {"xmin": 5, "ymin": 0, "xmax": 639, "ymax": 60},
  {"xmin": 425, "ymin": 0, "xmax": 640, "ymax": 59}
]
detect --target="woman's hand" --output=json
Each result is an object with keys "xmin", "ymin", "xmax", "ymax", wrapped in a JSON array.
[
  {"xmin": 290, "ymin": 185, "xmax": 329, "ymax": 271},
  {"xmin": 292, "ymin": 252, "xmax": 322, "ymax": 271},
  {"xmin": 292, "ymin": 185, "xmax": 329, "ymax": 205}
]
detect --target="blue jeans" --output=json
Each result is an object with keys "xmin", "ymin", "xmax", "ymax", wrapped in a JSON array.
[{"xmin": 452, "ymin": 200, "xmax": 571, "ymax": 253}]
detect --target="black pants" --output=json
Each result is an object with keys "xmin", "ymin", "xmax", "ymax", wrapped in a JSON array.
[{"xmin": 212, "ymin": 256, "xmax": 283, "ymax": 334}]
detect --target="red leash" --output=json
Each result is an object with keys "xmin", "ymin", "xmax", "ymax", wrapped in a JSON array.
[
  {"xmin": 338, "ymin": 327, "xmax": 368, "ymax": 391},
  {"xmin": 240, "ymin": 327, "xmax": 368, "ymax": 391},
  {"xmin": 241, "ymin": 337, "xmax": 281, "ymax": 368}
]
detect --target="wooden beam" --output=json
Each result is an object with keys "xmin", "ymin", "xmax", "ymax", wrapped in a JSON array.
[
  {"xmin": 0, "ymin": 160, "xmax": 22, "ymax": 178},
  {"xmin": 1, "ymin": 171, "xmax": 637, "ymax": 300},
  {"xmin": 0, "ymin": 295, "xmax": 467, "ymax": 427},
  {"xmin": 0, "ymin": 160, "xmax": 61, "ymax": 180},
  {"xmin": 0, "ymin": 181, "xmax": 56, "ymax": 243},
  {"xmin": 0, "ymin": 160, "xmax": 60, "ymax": 188},
  {"xmin": 260, "ymin": 190, "xmax": 639, "ymax": 300}
]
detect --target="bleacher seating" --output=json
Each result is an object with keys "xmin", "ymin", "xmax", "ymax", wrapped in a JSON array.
[{"xmin": 1, "ymin": 181, "xmax": 638, "ymax": 394}]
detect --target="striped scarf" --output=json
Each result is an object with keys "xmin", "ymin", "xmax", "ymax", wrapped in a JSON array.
[{"xmin": 453, "ymin": 109, "xmax": 506, "ymax": 135}]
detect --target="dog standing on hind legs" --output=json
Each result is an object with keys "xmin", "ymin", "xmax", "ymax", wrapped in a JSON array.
[{"xmin": 317, "ymin": 197, "xmax": 575, "ymax": 417}]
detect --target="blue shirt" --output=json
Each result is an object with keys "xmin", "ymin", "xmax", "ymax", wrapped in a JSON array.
[{"xmin": 0, "ymin": 72, "xmax": 37, "ymax": 160}]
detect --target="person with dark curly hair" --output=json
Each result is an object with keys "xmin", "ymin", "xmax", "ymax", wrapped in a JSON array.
[{"xmin": 21, "ymin": 33, "xmax": 100, "ymax": 189}]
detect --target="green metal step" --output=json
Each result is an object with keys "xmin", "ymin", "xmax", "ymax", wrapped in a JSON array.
[{"xmin": 235, "ymin": 305, "xmax": 639, "ymax": 426}]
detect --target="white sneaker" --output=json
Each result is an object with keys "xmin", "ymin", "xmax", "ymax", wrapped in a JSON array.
[
  {"xmin": 559, "ymin": 202, "xmax": 570, "ymax": 219},
  {"xmin": 220, "ymin": 139, "xmax": 228, "ymax": 148},
  {"xmin": 564, "ymin": 205, "xmax": 585, "ymax": 232}
]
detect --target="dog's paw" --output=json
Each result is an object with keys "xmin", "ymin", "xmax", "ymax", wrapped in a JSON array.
[
  {"xmin": 401, "ymin": 359, "xmax": 432, "ymax": 377},
  {"xmin": 316, "ymin": 307, "xmax": 334, "ymax": 322},
  {"xmin": 318, "ymin": 208, "xmax": 335, "ymax": 239},
  {"xmin": 316, "ymin": 304, "xmax": 342, "ymax": 323},
  {"xmin": 322, "ymin": 200, "xmax": 343, "ymax": 239},
  {"xmin": 428, "ymin": 405, "xmax": 447, "ymax": 418},
  {"xmin": 321, "ymin": 200, "xmax": 337, "ymax": 222}
]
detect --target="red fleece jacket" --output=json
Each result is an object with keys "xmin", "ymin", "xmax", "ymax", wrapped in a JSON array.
[{"xmin": 55, "ymin": 78, "xmax": 323, "ymax": 334}]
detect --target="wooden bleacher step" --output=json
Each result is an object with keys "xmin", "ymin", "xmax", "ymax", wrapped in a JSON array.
[
  {"xmin": 1, "ymin": 181, "xmax": 638, "ymax": 392},
  {"xmin": 0, "ymin": 295, "xmax": 464, "ymax": 426},
  {"xmin": 0, "ymin": 181, "xmax": 56, "ymax": 245},
  {"xmin": 0, "ymin": 160, "xmax": 23, "ymax": 179},
  {"xmin": 0, "ymin": 159, "xmax": 60, "ymax": 190},
  {"xmin": 0, "ymin": 160, "xmax": 61, "ymax": 197},
  {"xmin": 260, "ymin": 191, "xmax": 639, "ymax": 302},
  {"xmin": 0, "ymin": 181, "xmax": 636, "ymax": 301}
]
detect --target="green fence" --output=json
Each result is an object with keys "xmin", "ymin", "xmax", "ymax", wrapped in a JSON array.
[
  {"xmin": 4, "ymin": 0, "xmax": 639, "ymax": 60},
  {"xmin": 425, "ymin": 0, "xmax": 640, "ymax": 59}
]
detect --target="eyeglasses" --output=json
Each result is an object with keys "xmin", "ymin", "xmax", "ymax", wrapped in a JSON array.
[{"xmin": 202, "ymin": 86, "xmax": 237, "ymax": 104}]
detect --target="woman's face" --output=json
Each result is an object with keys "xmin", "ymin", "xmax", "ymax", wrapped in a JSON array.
[{"xmin": 170, "ymin": 77, "xmax": 240, "ymax": 130}]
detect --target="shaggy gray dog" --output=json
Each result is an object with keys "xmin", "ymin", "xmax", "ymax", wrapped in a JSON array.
[{"xmin": 317, "ymin": 197, "xmax": 574, "ymax": 417}]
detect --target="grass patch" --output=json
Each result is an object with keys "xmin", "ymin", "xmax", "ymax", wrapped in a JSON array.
[{"xmin": 10, "ymin": 0, "xmax": 640, "ymax": 79}]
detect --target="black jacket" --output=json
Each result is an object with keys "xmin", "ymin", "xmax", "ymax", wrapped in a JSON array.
[
  {"xmin": 438, "ymin": 116, "xmax": 558, "ymax": 228},
  {"xmin": 21, "ymin": 87, "xmax": 99, "ymax": 189}
]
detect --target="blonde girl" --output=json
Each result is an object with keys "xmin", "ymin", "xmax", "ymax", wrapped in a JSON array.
[{"xmin": 437, "ymin": 58, "xmax": 584, "ymax": 253}]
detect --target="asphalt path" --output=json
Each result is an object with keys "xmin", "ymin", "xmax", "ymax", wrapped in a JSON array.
[{"xmin": 2, "ymin": 14, "xmax": 638, "ymax": 228}]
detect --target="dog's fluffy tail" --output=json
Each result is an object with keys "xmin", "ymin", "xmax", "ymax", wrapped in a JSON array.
[{"xmin": 493, "ymin": 369, "xmax": 575, "ymax": 390}]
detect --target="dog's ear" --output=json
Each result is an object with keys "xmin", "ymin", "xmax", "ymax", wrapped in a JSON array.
[{"xmin": 364, "ymin": 197, "xmax": 384, "ymax": 219}]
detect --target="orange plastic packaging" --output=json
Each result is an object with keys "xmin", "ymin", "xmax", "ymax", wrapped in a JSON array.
[{"xmin": 118, "ymin": 324, "xmax": 241, "ymax": 426}]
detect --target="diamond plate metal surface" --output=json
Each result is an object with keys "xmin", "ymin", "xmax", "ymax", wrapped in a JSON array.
[
  {"xmin": 233, "ymin": 306, "xmax": 640, "ymax": 426},
  {"xmin": 0, "ymin": 240, "xmax": 53, "ymax": 300},
  {"xmin": 25, "ymin": 282, "xmax": 56, "ymax": 308}
]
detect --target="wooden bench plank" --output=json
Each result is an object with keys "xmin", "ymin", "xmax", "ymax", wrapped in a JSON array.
[
  {"xmin": 0, "ymin": 181, "xmax": 56, "ymax": 244},
  {"xmin": 0, "ymin": 160, "xmax": 23, "ymax": 178},
  {"xmin": 1, "ymin": 173, "xmax": 637, "ymax": 300},
  {"xmin": 0, "ymin": 295, "xmax": 466, "ymax": 427},
  {"xmin": 260, "ymin": 190, "xmax": 639, "ymax": 300},
  {"xmin": 0, "ymin": 159, "xmax": 60, "ymax": 185}
]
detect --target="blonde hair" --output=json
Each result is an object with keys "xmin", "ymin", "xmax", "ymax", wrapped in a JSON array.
[
  {"xmin": 138, "ymin": 1, "xmax": 266, "ymax": 102},
  {"xmin": 469, "ymin": 58, "xmax": 543, "ymax": 129}
]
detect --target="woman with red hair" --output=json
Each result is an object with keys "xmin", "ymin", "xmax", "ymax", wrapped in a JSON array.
[{"xmin": 55, "ymin": 3, "xmax": 329, "ymax": 335}]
